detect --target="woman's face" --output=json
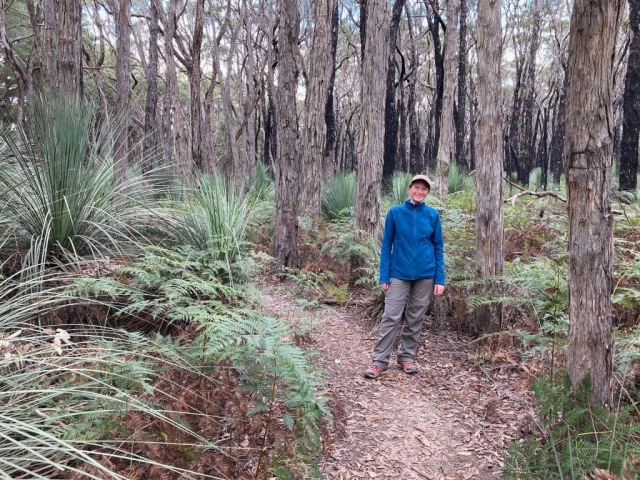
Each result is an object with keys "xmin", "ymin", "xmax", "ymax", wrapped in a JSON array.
[{"xmin": 408, "ymin": 181, "xmax": 430, "ymax": 204}]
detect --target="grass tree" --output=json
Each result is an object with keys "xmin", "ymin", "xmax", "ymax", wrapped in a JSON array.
[
  {"xmin": 166, "ymin": 173, "xmax": 255, "ymax": 283},
  {"xmin": 0, "ymin": 96, "xmax": 157, "ymax": 274}
]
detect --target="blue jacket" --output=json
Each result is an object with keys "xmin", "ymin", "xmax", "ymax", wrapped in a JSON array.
[{"xmin": 378, "ymin": 200, "xmax": 445, "ymax": 285}]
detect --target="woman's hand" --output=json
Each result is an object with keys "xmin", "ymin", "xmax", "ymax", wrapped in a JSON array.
[
  {"xmin": 380, "ymin": 283, "xmax": 389, "ymax": 291},
  {"xmin": 434, "ymin": 284, "xmax": 445, "ymax": 296}
]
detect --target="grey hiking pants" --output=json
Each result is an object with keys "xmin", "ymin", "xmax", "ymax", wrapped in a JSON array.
[{"xmin": 372, "ymin": 278, "xmax": 434, "ymax": 368}]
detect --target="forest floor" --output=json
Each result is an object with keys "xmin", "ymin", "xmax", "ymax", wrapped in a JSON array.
[{"xmin": 258, "ymin": 279, "xmax": 538, "ymax": 480}]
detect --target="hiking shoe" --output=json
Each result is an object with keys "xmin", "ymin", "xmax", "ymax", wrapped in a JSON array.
[
  {"xmin": 363, "ymin": 365, "xmax": 387, "ymax": 379},
  {"xmin": 397, "ymin": 360, "xmax": 418, "ymax": 374}
]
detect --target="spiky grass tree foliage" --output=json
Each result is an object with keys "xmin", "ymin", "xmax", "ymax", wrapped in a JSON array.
[
  {"xmin": 0, "ymin": 97, "xmax": 156, "ymax": 272},
  {"xmin": 245, "ymin": 164, "xmax": 276, "ymax": 248},
  {"xmin": 388, "ymin": 171, "xmax": 413, "ymax": 205},
  {"xmin": 167, "ymin": 174, "xmax": 253, "ymax": 283},
  {"xmin": 251, "ymin": 161, "xmax": 275, "ymax": 201},
  {"xmin": 321, "ymin": 170, "xmax": 356, "ymax": 221},
  {"xmin": 447, "ymin": 162, "xmax": 469, "ymax": 194},
  {"xmin": 528, "ymin": 167, "xmax": 543, "ymax": 191}
]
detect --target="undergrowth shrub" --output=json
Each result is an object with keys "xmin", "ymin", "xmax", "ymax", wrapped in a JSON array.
[
  {"xmin": 1, "ymin": 248, "xmax": 329, "ymax": 478},
  {"xmin": 321, "ymin": 171, "xmax": 356, "ymax": 221},
  {"xmin": 251, "ymin": 161, "xmax": 275, "ymax": 202},
  {"xmin": 448, "ymin": 162, "xmax": 468, "ymax": 194},
  {"xmin": 167, "ymin": 174, "xmax": 254, "ymax": 283},
  {"xmin": 504, "ymin": 374, "xmax": 640, "ymax": 479},
  {"xmin": 529, "ymin": 167, "xmax": 542, "ymax": 191}
]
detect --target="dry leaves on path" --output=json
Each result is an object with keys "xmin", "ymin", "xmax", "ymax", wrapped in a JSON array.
[{"xmin": 259, "ymin": 282, "xmax": 536, "ymax": 480}]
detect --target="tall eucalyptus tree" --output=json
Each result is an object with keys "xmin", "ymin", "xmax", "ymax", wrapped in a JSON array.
[
  {"xmin": 475, "ymin": 0, "xmax": 504, "ymax": 335},
  {"xmin": 455, "ymin": 0, "xmax": 468, "ymax": 169},
  {"xmin": 114, "ymin": 0, "xmax": 131, "ymax": 183},
  {"xmin": 435, "ymin": 0, "xmax": 460, "ymax": 198},
  {"xmin": 271, "ymin": 0, "xmax": 301, "ymax": 267},
  {"xmin": 354, "ymin": 0, "xmax": 390, "ymax": 239},
  {"xmin": 300, "ymin": 0, "xmax": 339, "ymax": 217},
  {"xmin": 381, "ymin": 0, "xmax": 407, "ymax": 180},
  {"xmin": 564, "ymin": 0, "xmax": 621, "ymax": 406},
  {"xmin": 142, "ymin": 0, "xmax": 159, "ymax": 172}
]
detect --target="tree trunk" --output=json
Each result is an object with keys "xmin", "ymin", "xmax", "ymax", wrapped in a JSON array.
[
  {"xmin": 323, "ymin": 0, "xmax": 340, "ymax": 180},
  {"xmin": 507, "ymin": 61, "xmax": 524, "ymax": 181},
  {"xmin": 540, "ymin": 105, "xmax": 550, "ymax": 190},
  {"xmin": 300, "ymin": 0, "xmax": 338, "ymax": 217},
  {"xmin": 56, "ymin": 0, "xmax": 82, "ymax": 100},
  {"xmin": 354, "ymin": 0, "xmax": 389, "ymax": 240},
  {"xmin": 468, "ymin": 78, "xmax": 477, "ymax": 171},
  {"xmin": 142, "ymin": 0, "xmax": 159, "ymax": 174},
  {"xmin": 189, "ymin": 0, "xmax": 205, "ymax": 173},
  {"xmin": 114, "ymin": 0, "xmax": 131, "ymax": 184},
  {"xmin": 157, "ymin": 0, "xmax": 189, "ymax": 177},
  {"xmin": 455, "ymin": 0, "xmax": 468, "ymax": 169},
  {"xmin": 264, "ymin": 86, "xmax": 276, "ymax": 168},
  {"xmin": 0, "ymin": 0, "xmax": 30, "ymax": 125},
  {"xmin": 436, "ymin": 0, "xmax": 460, "ymax": 198},
  {"xmin": 406, "ymin": 6, "xmax": 422, "ymax": 174},
  {"xmin": 519, "ymin": 0, "xmax": 542, "ymax": 184},
  {"xmin": 550, "ymin": 73, "xmax": 567, "ymax": 185},
  {"xmin": 42, "ymin": 0, "xmax": 58, "ymax": 97},
  {"xmin": 397, "ymin": 70, "xmax": 408, "ymax": 171},
  {"xmin": 565, "ymin": 0, "xmax": 620, "ymax": 406},
  {"xmin": 382, "ymin": 0, "xmax": 407, "ymax": 181},
  {"xmin": 426, "ymin": 0, "xmax": 444, "ymax": 166},
  {"xmin": 475, "ymin": 0, "xmax": 504, "ymax": 335},
  {"xmin": 84, "ymin": 4, "xmax": 109, "ymax": 125},
  {"xmin": 620, "ymin": 0, "xmax": 640, "ymax": 195},
  {"xmin": 240, "ymin": 0, "xmax": 258, "ymax": 187},
  {"xmin": 209, "ymin": 6, "xmax": 241, "ymax": 185},
  {"xmin": 271, "ymin": 0, "xmax": 300, "ymax": 268}
]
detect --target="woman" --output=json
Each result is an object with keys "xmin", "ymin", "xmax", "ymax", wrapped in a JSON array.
[{"xmin": 364, "ymin": 174, "xmax": 445, "ymax": 379}]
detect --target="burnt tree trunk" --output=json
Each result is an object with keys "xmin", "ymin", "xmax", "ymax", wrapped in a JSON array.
[
  {"xmin": 426, "ymin": 0, "xmax": 444, "ymax": 166},
  {"xmin": 271, "ymin": 0, "xmax": 300, "ymax": 268},
  {"xmin": 455, "ymin": 0, "xmax": 468, "ymax": 169},
  {"xmin": 114, "ymin": 0, "xmax": 131, "ymax": 184},
  {"xmin": 519, "ymin": 0, "xmax": 542, "ymax": 184},
  {"xmin": 142, "ymin": 0, "xmax": 159, "ymax": 173},
  {"xmin": 406, "ymin": 6, "xmax": 422, "ymax": 173},
  {"xmin": 382, "ymin": 0, "xmax": 407, "ymax": 180},
  {"xmin": 189, "ymin": 0, "xmax": 205, "ymax": 172},
  {"xmin": 550, "ymin": 72, "xmax": 567, "ymax": 185},
  {"xmin": 620, "ymin": 0, "xmax": 640, "ymax": 195},
  {"xmin": 323, "ymin": 0, "xmax": 339, "ymax": 180}
]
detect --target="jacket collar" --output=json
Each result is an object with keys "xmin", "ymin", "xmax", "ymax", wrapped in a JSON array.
[{"xmin": 404, "ymin": 199, "xmax": 425, "ymax": 210}]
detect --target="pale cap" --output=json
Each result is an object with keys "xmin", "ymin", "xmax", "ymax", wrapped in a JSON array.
[{"xmin": 409, "ymin": 174, "xmax": 432, "ymax": 188}]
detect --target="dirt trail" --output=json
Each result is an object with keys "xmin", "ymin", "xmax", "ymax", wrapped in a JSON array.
[{"xmin": 259, "ymin": 283, "xmax": 535, "ymax": 480}]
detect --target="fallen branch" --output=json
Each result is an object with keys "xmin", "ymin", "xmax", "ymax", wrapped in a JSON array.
[
  {"xmin": 504, "ymin": 189, "xmax": 567, "ymax": 205},
  {"xmin": 503, "ymin": 178, "xmax": 628, "ymax": 214},
  {"xmin": 503, "ymin": 177, "xmax": 567, "ymax": 204}
]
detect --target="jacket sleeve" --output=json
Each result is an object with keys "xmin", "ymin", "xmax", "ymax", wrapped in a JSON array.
[
  {"xmin": 378, "ymin": 210, "xmax": 395, "ymax": 284},
  {"xmin": 432, "ymin": 212, "xmax": 446, "ymax": 285}
]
